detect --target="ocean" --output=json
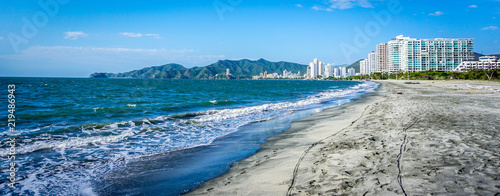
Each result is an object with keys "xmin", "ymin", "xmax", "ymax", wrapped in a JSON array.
[{"xmin": 0, "ymin": 78, "xmax": 378, "ymax": 195}]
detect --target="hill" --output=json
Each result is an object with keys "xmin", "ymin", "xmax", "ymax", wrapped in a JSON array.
[
  {"xmin": 346, "ymin": 59, "xmax": 363, "ymax": 73},
  {"xmin": 474, "ymin": 52, "xmax": 500, "ymax": 60},
  {"xmin": 90, "ymin": 59, "xmax": 307, "ymax": 79}
]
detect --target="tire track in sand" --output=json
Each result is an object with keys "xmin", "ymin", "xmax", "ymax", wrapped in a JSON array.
[{"xmin": 397, "ymin": 118, "xmax": 419, "ymax": 196}]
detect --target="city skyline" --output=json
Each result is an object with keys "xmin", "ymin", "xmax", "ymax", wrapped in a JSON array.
[{"xmin": 0, "ymin": 0, "xmax": 499, "ymax": 77}]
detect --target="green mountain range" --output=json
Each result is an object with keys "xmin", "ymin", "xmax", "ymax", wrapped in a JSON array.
[{"xmin": 90, "ymin": 59, "xmax": 307, "ymax": 79}]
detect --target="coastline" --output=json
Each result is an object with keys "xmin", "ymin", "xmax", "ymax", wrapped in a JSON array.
[
  {"xmin": 187, "ymin": 82, "xmax": 383, "ymax": 195},
  {"xmin": 187, "ymin": 80, "xmax": 500, "ymax": 195}
]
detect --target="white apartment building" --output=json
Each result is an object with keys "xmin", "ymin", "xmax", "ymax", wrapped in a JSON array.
[
  {"xmin": 308, "ymin": 58, "xmax": 329, "ymax": 79},
  {"xmin": 325, "ymin": 64, "xmax": 333, "ymax": 78},
  {"xmin": 341, "ymin": 66, "xmax": 347, "ymax": 78},
  {"xmin": 403, "ymin": 38, "xmax": 473, "ymax": 71},
  {"xmin": 319, "ymin": 61, "xmax": 325, "ymax": 77},
  {"xmin": 388, "ymin": 35, "xmax": 474, "ymax": 72},
  {"xmin": 334, "ymin": 67, "xmax": 340, "ymax": 78},
  {"xmin": 360, "ymin": 59, "xmax": 369, "ymax": 75},
  {"xmin": 368, "ymin": 51, "xmax": 377, "ymax": 74},
  {"xmin": 309, "ymin": 58, "xmax": 322, "ymax": 78},
  {"xmin": 309, "ymin": 62, "xmax": 317, "ymax": 78},
  {"xmin": 387, "ymin": 35, "xmax": 413, "ymax": 72},
  {"xmin": 348, "ymin": 68, "xmax": 356, "ymax": 77},
  {"xmin": 454, "ymin": 56, "xmax": 499, "ymax": 72}
]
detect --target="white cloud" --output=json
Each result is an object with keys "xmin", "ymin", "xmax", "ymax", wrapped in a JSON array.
[
  {"xmin": 429, "ymin": 11, "xmax": 444, "ymax": 16},
  {"xmin": 295, "ymin": 4, "xmax": 303, "ymax": 8},
  {"xmin": 311, "ymin": 5, "xmax": 333, "ymax": 12},
  {"xmin": 0, "ymin": 46, "xmax": 225, "ymax": 73},
  {"xmin": 323, "ymin": 0, "xmax": 373, "ymax": 10},
  {"xmin": 64, "ymin": 31, "xmax": 88, "ymax": 40},
  {"xmin": 120, "ymin": 32, "xmax": 143, "ymax": 37},
  {"xmin": 481, "ymin": 26, "xmax": 499, "ymax": 30},
  {"xmin": 120, "ymin": 32, "xmax": 162, "ymax": 39},
  {"xmin": 468, "ymin": 5, "xmax": 478, "ymax": 8},
  {"xmin": 144, "ymin": 33, "xmax": 162, "ymax": 39}
]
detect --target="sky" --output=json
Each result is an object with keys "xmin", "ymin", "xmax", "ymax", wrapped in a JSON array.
[{"xmin": 0, "ymin": 0, "xmax": 499, "ymax": 77}]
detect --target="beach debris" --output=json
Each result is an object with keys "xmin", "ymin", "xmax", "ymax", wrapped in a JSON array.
[
  {"xmin": 397, "ymin": 92, "xmax": 403, "ymax": 94},
  {"xmin": 369, "ymin": 136, "xmax": 379, "ymax": 141}
]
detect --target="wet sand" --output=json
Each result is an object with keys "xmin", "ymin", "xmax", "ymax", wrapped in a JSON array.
[{"xmin": 187, "ymin": 80, "xmax": 500, "ymax": 195}]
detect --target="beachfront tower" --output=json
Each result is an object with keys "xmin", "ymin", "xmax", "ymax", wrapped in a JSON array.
[
  {"xmin": 334, "ymin": 67, "xmax": 340, "ymax": 78},
  {"xmin": 368, "ymin": 51, "xmax": 377, "ymax": 74},
  {"xmin": 376, "ymin": 43, "xmax": 388, "ymax": 73},
  {"xmin": 360, "ymin": 59, "xmax": 369, "ymax": 75},
  {"xmin": 386, "ymin": 35, "xmax": 473, "ymax": 72},
  {"xmin": 325, "ymin": 64, "xmax": 333, "ymax": 78}
]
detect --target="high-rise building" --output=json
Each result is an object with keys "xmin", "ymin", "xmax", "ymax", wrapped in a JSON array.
[
  {"xmin": 309, "ymin": 62, "xmax": 316, "ymax": 78},
  {"xmin": 368, "ymin": 51, "xmax": 377, "ymax": 74},
  {"xmin": 341, "ymin": 67, "xmax": 347, "ymax": 78},
  {"xmin": 319, "ymin": 61, "xmax": 325, "ymax": 77},
  {"xmin": 309, "ymin": 58, "xmax": 328, "ymax": 79},
  {"xmin": 386, "ymin": 35, "xmax": 473, "ymax": 72},
  {"xmin": 401, "ymin": 38, "xmax": 474, "ymax": 71},
  {"xmin": 226, "ymin": 68, "xmax": 231, "ymax": 76},
  {"xmin": 309, "ymin": 58, "xmax": 320, "ymax": 78},
  {"xmin": 348, "ymin": 68, "xmax": 356, "ymax": 77},
  {"xmin": 334, "ymin": 67, "xmax": 340, "ymax": 78},
  {"xmin": 376, "ymin": 43, "xmax": 388, "ymax": 73},
  {"xmin": 360, "ymin": 59, "xmax": 369, "ymax": 75},
  {"xmin": 324, "ymin": 64, "xmax": 333, "ymax": 78},
  {"xmin": 388, "ymin": 35, "xmax": 414, "ymax": 72}
]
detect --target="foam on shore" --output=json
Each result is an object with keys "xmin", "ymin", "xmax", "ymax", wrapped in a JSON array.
[{"xmin": 187, "ymin": 80, "xmax": 500, "ymax": 195}]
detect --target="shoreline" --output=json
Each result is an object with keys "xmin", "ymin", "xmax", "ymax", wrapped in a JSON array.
[
  {"xmin": 187, "ymin": 82, "xmax": 384, "ymax": 195},
  {"xmin": 187, "ymin": 80, "xmax": 500, "ymax": 195}
]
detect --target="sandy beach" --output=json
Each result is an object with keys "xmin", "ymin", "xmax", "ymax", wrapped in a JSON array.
[{"xmin": 187, "ymin": 80, "xmax": 500, "ymax": 196}]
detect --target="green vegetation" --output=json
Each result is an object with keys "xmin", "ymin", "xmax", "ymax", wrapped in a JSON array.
[
  {"xmin": 346, "ymin": 59, "xmax": 363, "ymax": 73},
  {"xmin": 90, "ymin": 58, "xmax": 307, "ymax": 79},
  {"xmin": 336, "ymin": 69, "xmax": 500, "ymax": 81}
]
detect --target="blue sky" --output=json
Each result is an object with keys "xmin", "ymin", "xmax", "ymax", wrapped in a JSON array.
[{"xmin": 0, "ymin": 0, "xmax": 499, "ymax": 77}]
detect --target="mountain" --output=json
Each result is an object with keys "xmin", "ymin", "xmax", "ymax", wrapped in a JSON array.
[
  {"xmin": 346, "ymin": 59, "xmax": 363, "ymax": 73},
  {"xmin": 473, "ymin": 52, "xmax": 500, "ymax": 60},
  {"xmin": 90, "ymin": 59, "xmax": 307, "ymax": 79}
]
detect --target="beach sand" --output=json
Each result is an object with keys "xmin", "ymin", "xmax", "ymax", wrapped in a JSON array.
[{"xmin": 187, "ymin": 80, "xmax": 500, "ymax": 195}]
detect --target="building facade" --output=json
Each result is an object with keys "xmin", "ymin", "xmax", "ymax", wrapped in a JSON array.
[
  {"xmin": 334, "ymin": 67, "xmax": 340, "ymax": 78},
  {"xmin": 402, "ymin": 38, "xmax": 474, "ymax": 71},
  {"xmin": 361, "ymin": 35, "xmax": 474, "ymax": 74},
  {"xmin": 360, "ymin": 59, "xmax": 369, "ymax": 75},
  {"xmin": 368, "ymin": 51, "xmax": 377, "ymax": 74},
  {"xmin": 325, "ymin": 64, "xmax": 333, "ymax": 78},
  {"xmin": 454, "ymin": 56, "xmax": 499, "ymax": 72},
  {"xmin": 387, "ymin": 35, "xmax": 413, "ymax": 72},
  {"xmin": 376, "ymin": 43, "xmax": 388, "ymax": 73},
  {"xmin": 347, "ymin": 68, "xmax": 356, "ymax": 77}
]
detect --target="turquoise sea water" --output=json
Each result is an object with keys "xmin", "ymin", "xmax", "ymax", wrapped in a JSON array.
[{"xmin": 0, "ymin": 78, "xmax": 377, "ymax": 195}]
